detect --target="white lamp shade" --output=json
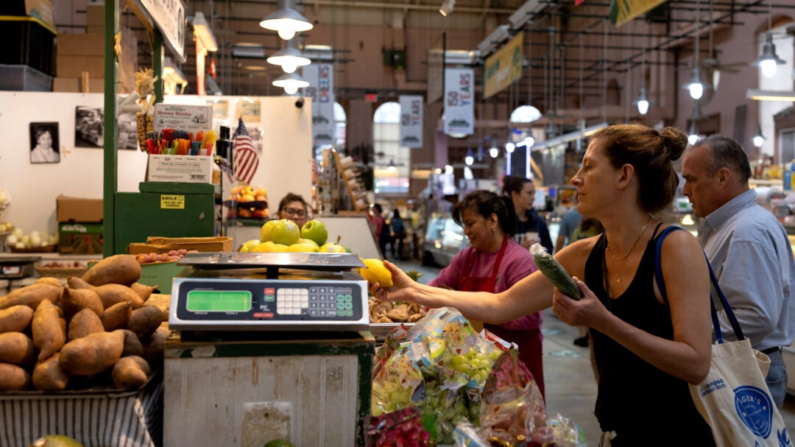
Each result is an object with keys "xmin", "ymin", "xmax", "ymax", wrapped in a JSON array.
[
  {"xmin": 272, "ymin": 72, "xmax": 309, "ymax": 94},
  {"xmin": 505, "ymin": 142, "xmax": 515, "ymax": 153},
  {"xmin": 489, "ymin": 147, "xmax": 499, "ymax": 158},
  {"xmin": 267, "ymin": 46, "xmax": 311, "ymax": 72},
  {"xmin": 259, "ymin": 7, "xmax": 313, "ymax": 40}
]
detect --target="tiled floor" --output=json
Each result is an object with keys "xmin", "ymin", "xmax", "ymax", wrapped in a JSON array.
[{"xmin": 394, "ymin": 259, "xmax": 795, "ymax": 444}]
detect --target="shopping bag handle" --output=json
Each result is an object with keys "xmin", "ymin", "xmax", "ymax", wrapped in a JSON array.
[{"xmin": 653, "ymin": 226, "xmax": 745, "ymax": 343}]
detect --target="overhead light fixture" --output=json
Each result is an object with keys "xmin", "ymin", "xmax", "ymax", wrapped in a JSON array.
[
  {"xmin": 259, "ymin": 0, "xmax": 313, "ymax": 41},
  {"xmin": 476, "ymin": 145, "xmax": 485, "ymax": 162},
  {"xmin": 244, "ymin": 66, "xmax": 267, "ymax": 71},
  {"xmin": 505, "ymin": 142, "xmax": 516, "ymax": 154},
  {"xmin": 754, "ymin": 33, "xmax": 786, "ymax": 78},
  {"xmin": 163, "ymin": 57, "xmax": 187, "ymax": 95},
  {"xmin": 465, "ymin": 147, "xmax": 474, "ymax": 166},
  {"xmin": 445, "ymin": 164, "xmax": 454, "ymax": 175},
  {"xmin": 267, "ymin": 41, "xmax": 311, "ymax": 73},
  {"xmin": 634, "ymin": 86, "xmax": 650, "ymax": 115},
  {"xmin": 683, "ymin": 68, "xmax": 707, "ymax": 100},
  {"xmin": 753, "ymin": 123, "xmax": 765, "ymax": 148},
  {"xmin": 388, "ymin": 159, "xmax": 396, "ymax": 173},
  {"xmin": 439, "ymin": 0, "xmax": 455, "ymax": 16},
  {"xmin": 517, "ymin": 136, "xmax": 535, "ymax": 148},
  {"xmin": 191, "ymin": 12, "xmax": 218, "ymax": 52},
  {"xmin": 272, "ymin": 72, "xmax": 309, "ymax": 94},
  {"xmin": 531, "ymin": 122, "xmax": 608, "ymax": 151},
  {"xmin": 681, "ymin": 214, "xmax": 695, "ymax": 226},
  {"xmin": 690, "ymin": 100, "xmax": 707, "ymax": 121},
  {"xmin": 746, "ymin": 89, "xmax": 795, "ymax": 101},
  {"xmin": 688, "ymin": 121, "xmax": 699, "ymax": 146},
  {"xmin": 509, "ymin": 0, "xmax": 543, "ymax": 31},
  {"xmin": 476, "ymin": 25, "xmax": 511, "ymax": 58},
  {"xmin": 233, "ymin": 43, "xmax": 266, "ymax": 58},
  {"xmin": 489, "ymin": 142, "xmax": 499, "ymax": 158}
]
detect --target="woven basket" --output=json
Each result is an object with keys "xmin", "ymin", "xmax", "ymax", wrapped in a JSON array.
[{"xmin": 10, "ymin": 244, "xmax": 58, "ymax": 254}]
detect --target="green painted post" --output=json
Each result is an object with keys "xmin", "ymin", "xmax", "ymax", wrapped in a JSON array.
[
  {"xmin": 102, "ymin": 0, "xmax": 119, "ymax": 258},
  {"xmin": 153, "ymin": 28, "xmax": 164, "ymax": 104}
]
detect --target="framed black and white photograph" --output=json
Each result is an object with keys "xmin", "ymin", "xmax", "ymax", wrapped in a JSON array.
[
  {"xmin": 75, "ymin": 106, "xmax": 104, "ymax": 148},
  {"xmin": 29, "ymin": 122, "xmax": 60, "ymax": 164},
  {"xmin": 118, "ymin": 113, "xmax": 139, "ymax": 150}
]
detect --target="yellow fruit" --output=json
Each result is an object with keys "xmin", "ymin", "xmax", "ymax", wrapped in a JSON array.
[
  {"xmin": 260, "ymin": 220, "xmax": 278, "ymax": 242},
  {"xmin": 271, "ymin": 244, "xmax": 289, "ymax": 253},
  {"xmin": 359, "ymin": 258, "xmax": 393, "ymax": 288},
  {"xmin": 252, "ymin": 241, "xmax": 276, "ymax": 252},
  {"xmin": 287, "ymin": 244, "xmax": 316, "ymax": 253},
  {"xmin": 318, "ymin": 243, "xmax": 346, "ymax": 253},
  {"xmin": 298, "ymin": 238, "xmax": 319, "ymax": 249},
  {"xmin": 240, "ymin": 239, "xmax": 261, "ymax": 252}
]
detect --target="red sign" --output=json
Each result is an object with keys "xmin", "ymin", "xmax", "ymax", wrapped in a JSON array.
[{"xmin": 365, "ymin": 93, "xmax": 378, "ymax": 103}]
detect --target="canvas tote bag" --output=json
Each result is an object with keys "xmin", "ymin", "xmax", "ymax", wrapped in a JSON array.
[{"xmin": 655, "ymin": 227, "xmax": 791, "ymax": 446}]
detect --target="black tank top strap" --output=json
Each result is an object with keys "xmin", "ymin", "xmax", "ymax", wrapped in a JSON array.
[{"xmin": 650, "ymin": 222, "xmax": 664, "ymax": 239}]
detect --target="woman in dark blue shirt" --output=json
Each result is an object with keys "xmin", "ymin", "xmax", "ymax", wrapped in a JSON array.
[{"xmin": 503, "ymin": 176, "xmax": 553, "ymax": 254}]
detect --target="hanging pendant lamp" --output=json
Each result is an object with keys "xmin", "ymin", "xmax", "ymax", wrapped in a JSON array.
[{"xmin": 260, "ymin": 0, "xmax": 313, "ymax": 41}]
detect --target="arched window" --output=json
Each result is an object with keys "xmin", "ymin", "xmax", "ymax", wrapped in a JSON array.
[
  {"xmin": 510, "ymin": 105, "xmax": 542, "ymax": 123},
  {"xmin": 373, "ymin": 102, "xmax": 410, "ymax": 194},
  {"xmin": 334, "ymin": 102, "xmax": 347, "ymax": 149}
]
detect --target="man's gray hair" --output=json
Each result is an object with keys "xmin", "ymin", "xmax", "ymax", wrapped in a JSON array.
[{"xmin": 696, "ymin": 135, "xmax": 752, "ymax": 183}]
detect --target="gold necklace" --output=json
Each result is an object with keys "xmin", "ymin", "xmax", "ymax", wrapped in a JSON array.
[{"xmin": 606, "ymin": 215, "xmax": 653, "ymax": 283}]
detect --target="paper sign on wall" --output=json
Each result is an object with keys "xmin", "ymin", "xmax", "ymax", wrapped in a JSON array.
[
  {"xmin": 237, "ymin": 100, "xmax": 261, "ymax": 123},
  {"xmin": 303, "ymin": 64, "xmax": 335, "ymax": 145},
  {"xmin": 444, "ymin": 68, "xmax": 475, "ymax": 137},
  {"xmin": 153, "ymin": 104, "xmax": 213, "ymax": 133},
  {"xmin": 399, "ymin": 95, "xmax": 423, "ymax": 148}
]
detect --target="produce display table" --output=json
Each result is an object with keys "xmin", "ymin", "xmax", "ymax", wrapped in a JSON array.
[{"xmin": 0, "ymin": 375, "xmax": 163, "ymax": 447}]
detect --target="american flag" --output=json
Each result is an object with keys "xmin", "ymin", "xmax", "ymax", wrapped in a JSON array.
[{"xmin": 232, "ymin": 118, "xmax": 259, "ymax": 185}]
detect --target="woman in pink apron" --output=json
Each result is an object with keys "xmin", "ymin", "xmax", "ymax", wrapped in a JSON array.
[{"xmin": 428, "ymin": 190, "xmax": 545, "ymax": 398}]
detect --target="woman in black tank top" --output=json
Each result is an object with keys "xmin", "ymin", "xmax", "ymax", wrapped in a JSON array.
[{"xmin": 370, "ymin": 125, "xmax": 717, "ymax": 445}]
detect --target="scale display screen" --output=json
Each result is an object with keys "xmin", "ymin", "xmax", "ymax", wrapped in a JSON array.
[{"xmin": 186, "ymin": 291, "xmax": 252, "ymax": 312}]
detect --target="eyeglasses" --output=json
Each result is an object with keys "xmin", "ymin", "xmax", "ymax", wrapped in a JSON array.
[{"xmin": 283, "ymin": 208, "xmax": 307, "ymax": 218}]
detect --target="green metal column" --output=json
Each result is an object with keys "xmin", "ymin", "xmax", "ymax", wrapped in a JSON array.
[
  {"xmin": 102, "ymin": 0, "xmax": 119, "ymax": 258},
  {"xmin": 153, "ymin": 28, "xmax": 164, "ymax": 104}
]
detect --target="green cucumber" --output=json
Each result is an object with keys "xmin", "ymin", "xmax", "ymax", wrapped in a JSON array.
[{"xmin": 530, "ymin": 244, "xmax": 581, "ymax": 300}]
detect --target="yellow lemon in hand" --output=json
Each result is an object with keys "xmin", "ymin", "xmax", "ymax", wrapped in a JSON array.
[{"xmin": 358, "ymin": 258, "xmax": 393, "ymax": 288}]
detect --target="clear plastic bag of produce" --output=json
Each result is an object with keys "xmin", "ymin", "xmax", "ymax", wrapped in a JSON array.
[
  {"xmin": 530, "ymin": 243, "xmax": 581, "ymax": 300},
  {"xmin": 453, "ymin": 420, "xmax": 489, "ymax": 447},
  {"xmin": 418, "ymin": 381, "xmax": 469, "ymax": 445},
  {"xmin": 549, "ymin": 413, "xmax": 587, "ymax": 447},
  {"xmin": 479, "ymin": 350, "xmax": 553, "ymax": 446},
  {"xmin": 372, "ymin": 342, "xmax": 425, "ymax": 416},
  {"xmin": 367, "ymin": 406, "xmax": 433, "ymax": 447}
]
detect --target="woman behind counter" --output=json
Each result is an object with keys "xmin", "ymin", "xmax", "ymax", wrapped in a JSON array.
[
  {"xmin": 503, "ymin": 176, "xmax": 553, "ymax": 253},
  {"xmin": 277, "ymin": 193, "xmax": 310, "ymax": 229},
  {"xmin": 428, "ymin": 190, "xmax": 546, "ymax": 398},
  {"xmin": 370, "ymin": 125, "xmax": 716, "ymax": 446}
]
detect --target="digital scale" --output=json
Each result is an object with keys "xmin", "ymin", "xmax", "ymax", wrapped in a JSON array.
[{"xmin": 168, "ymin": 251, "xmax": 369, "ymax": 332}]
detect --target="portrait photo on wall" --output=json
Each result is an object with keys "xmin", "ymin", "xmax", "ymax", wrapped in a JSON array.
[
  {"xmin": 118, "ymin": 113, "xmax": 139, "ymax": 150},
  {"xmin": 29, "ymin": 122, "xmax": 60, "ymax": 164},
  {"xmin": 75, "ymin": 106, "xmax": 104, "ymax": 148}
]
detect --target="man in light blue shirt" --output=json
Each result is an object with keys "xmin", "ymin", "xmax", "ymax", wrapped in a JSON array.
[
  {"xmin": 555, "ymin": 206, "xmax": 582, "ymax": 254},
  {"xmin": 682, "ymin": 135, "xmax": 795, "ymax": 408}
]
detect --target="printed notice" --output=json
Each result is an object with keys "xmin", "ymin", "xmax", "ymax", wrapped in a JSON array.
[
  {"xmin": 160, "ymin": 195, "xmax": 185, "ymax": 209},
  {"xmin": 148, "ymin": 155, "xmax": 213, "ymax": 183},
  {"xmin": 153, "ymin": 104, "xmax": 213, "ymax": 133}
]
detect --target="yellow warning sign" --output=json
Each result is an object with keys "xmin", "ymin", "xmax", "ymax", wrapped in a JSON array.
[{"xmin": 160, "ymin": 194, "xmax": 185, "ymax": 209}]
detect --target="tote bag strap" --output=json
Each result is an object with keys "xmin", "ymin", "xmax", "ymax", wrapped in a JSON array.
[{"xmin": 653, "ymin": 226, "xmax": 745, "ymax": 343}]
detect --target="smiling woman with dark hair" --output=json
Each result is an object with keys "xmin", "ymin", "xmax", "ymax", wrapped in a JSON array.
[
  {"xmin": 427, "ymin": 189, "xmax": 546, "ymax": 398},
  {"xmin": 278, "ymin": 193, "xmax": 309, "ymax": 228}
]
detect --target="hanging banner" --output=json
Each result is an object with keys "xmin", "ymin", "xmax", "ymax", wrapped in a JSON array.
[
  {"xmin": 609, "ymin": 0, "xmax": 668, "ymax": 27},
  {"xmin": 399, "ymin": 95, "xmax": 423, "ymax": 148},
  {"xmin": 444, "ymin": 68, "xmax": 475, "ymax": 137},
  {"xmin": 138, "ymin": 0, "xmax": 186, "ymax": 60},
  {"xmin": 303, "ymin": 64, "xmax": 335, "ymax": 145},
  {"xmin": 484, "ymin": 33, "xmax": 524, "ymax": 99}
]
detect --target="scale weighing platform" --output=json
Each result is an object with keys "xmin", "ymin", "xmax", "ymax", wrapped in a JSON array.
[{"xmin": 168, "ymin": 251, "xmax": 369, "ymax": 331}]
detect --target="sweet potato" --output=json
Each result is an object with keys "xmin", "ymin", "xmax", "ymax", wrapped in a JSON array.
[
  {"xmin": 0, "ymin": 363, "xmax": 31, "ymax": 391},
  {"xmin": 33, "ymin": 300, "xmax": 65, "ymax": 361},
  {"xmin": 128, "ymin": 306, "xmax": 161, "ymax": 340},
  {"xmin": 32, "ymin": 354, "xmax": 69, "ymax": 391},
  {"xmin": 131, "ymin": 283, "xmax": 158, "ymax": 302},
  {"xmin": 68, "ymin": 308, "xmax": 104, "ymax": 341},
  {"xmin": 120, "ymin": 329, "xmax": 143, "ymax": 357},
  {"xmin": 100, "ymin": 302, "xmax": 132, "ymax": 331},
  {"xmin": 67, "ymin": 277, "xmax": 94, "ymax": 291},
  {"xmin": 0, "ymin": 283, "xmax": 61, "ymax": 310},
  {"xmin": 142, "ymin": 327, "xmax": 167, "ymax": 367},
  {"xmin": 36, "ymin": 277, "xmax": 63, "ymax": 287},
  {"xmin": 146, "ymin": 294, "xmax": 171, "ymax": 322},
  {"xmin": 112, "ymin": 356, "xmax": 150, "ymax": 390},
  {"xmin": 59, "ymin": 331, "xmax": 125, "ymax": 376},
  {"xmin": 0, "ymin": 305, "xmax": 34, "ymax": 333},
  {"xmin": 82, "ymin": 255, "xmax": 141, "ymax": 287},
  {"xmin": 93, "ymin": 284, "xmax": 144, "ymax": 310},
  {"xmin": 59, "ymin": 318, "xmax": 66, "ymax": 334},
  {"xmin": 0, "ymin": 332, "xmax": 36, "ymax": 365},
  {"xmin": 60, "ymin": 287, "xmax": 103, "ymax": 317}
]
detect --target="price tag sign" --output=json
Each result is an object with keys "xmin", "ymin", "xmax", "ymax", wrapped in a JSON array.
[
  {"xmin": 160, "ymin": 195, "xmax": 185, "ymax": 209},
  {"xmin": 153, "ymin": 104, "xmax": 213, "ymax": 134}
]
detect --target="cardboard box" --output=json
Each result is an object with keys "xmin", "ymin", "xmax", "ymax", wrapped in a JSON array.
[
  {"xmin": 56, "ymin": 54, "xmax": 104, "ymax": 78},
  {"xmin": 56, "ymin": 195, "xmax": 103, "ymax": 223},
  {"xmin": 147, "ymin": 155, "xmax": 214, "ymax": 184},
  {"xmin": 58, "ymin": 222, "xmax": 103, "ymax": 254},
  {"xmin": 86, "ymin": 2, "xmax": 104, "ymax": 28},
  {"xmin": 57, "ymin": 33, "xmax": 103, "ymax": 56},
  {"xmin": 127, "ymin": 236, "xmax": 233, "ymax": 255},
  {"xmin": 53, "ymin": 77, "xmax": 104, "ymax": 92}
]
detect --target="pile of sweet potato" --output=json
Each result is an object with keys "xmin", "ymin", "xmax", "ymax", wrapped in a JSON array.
[{"xmin": 0, "ymin": 255, "xmax": 167, "ymax": 392}]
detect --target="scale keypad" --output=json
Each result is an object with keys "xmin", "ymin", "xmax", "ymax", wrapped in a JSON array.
[
  {"xmin": 275, "ymin": 288, "xmax": 309, "ymax": 315},
  {"xmin": 274, "ymin": 287, "xmax": 356, "ymax": 317}
]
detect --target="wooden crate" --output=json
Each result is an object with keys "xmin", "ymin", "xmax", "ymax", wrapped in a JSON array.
[{"xmin": 164, "ymin": 331, "xmax": 374, "ymax": 447}]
